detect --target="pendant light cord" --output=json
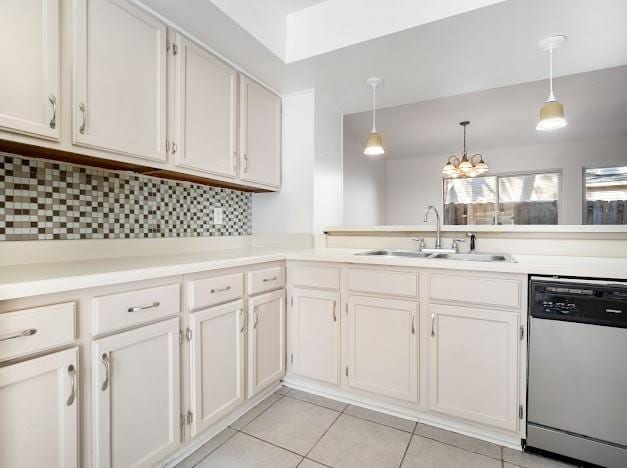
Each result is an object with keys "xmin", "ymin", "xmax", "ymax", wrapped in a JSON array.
[
  {"xmin": 371, "ymin": 84, "xmax": 377, "ymax": 133},
  {"xmin": 548, "ymin": 48, "xmax": 556, "ymax": 102}
]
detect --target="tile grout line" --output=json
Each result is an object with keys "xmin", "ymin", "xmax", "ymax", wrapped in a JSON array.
[
  {"xmin": 302, "ymin": 407, "xmax": 344, "ymax": 463},
  {"xmin": 234, "ymin": 427, "xmax": 312, "ymax": 461},
  {"xmin": 397, "ymin": 422, "xmax": 417, "ymax": 468},
  {"xmin": 191, "ymin": 393, "xmax": 285, "ymax": 467},
  {"xmin": 288, "ymin": 391, "xmax": 506, "ymax": 462},
  {"xmin": 410, "ymin": 431, "xmax": 503, "ymax": 461},
  {"xmin": 189, "ymin": 427, "xmax": 237, "ymax": 468},
  {"xmin": 232, "ymin": 393, "xmax": 285, "ymax": 430},
  {"xmin": 282, "ymin": 391, "xmax": 349, "ymax": 414},
  {"xmin": 286, "ymin": 392, "xmax": 416, "ymax": 435}
]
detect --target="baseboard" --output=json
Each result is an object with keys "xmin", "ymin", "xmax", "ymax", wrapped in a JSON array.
[{"xmin": 282, "ymin": 377, "xmax": 523, "ymax": 451}]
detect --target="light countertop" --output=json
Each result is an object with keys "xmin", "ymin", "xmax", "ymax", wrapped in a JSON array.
[{"xmin": 1, "ymin": 247, "xmax": 626, "ymax": 300}]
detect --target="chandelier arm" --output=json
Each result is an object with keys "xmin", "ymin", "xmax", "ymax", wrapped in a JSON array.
[
  {"xmin": 469, "ymin": 154, "xmax": 484, "ymax": 165},
  {"xmin": 447, "ymin": 155, "xmax": 460, "ymax": 166}
]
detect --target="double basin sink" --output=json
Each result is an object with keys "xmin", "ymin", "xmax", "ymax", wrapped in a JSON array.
[{"xmin": 356, "ymin": 249, "xmax": 516, "ymax": 263}]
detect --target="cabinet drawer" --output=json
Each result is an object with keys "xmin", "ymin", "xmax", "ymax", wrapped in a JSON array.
[
  {"xmin": 248, "ymin": 266, "xmax": 285, "ymax": 295},
  {"xmin": 430, "ymin": 274, "xmax": 521, "ymax": 309},
  {"xmin": 348, "ymin": 268, "xmax": 418, "ymax": 298},
  {"xmin": 0, "ymin": 302, "xmax": 76, "ymax": 362},
  {"xmin": 188, "ymin": 273, "xmax": 244, "ymax": 311},
  {"xmin": 92, "ymin": 283, "xmax": 180, "ymax": 335},
  {"xmin": 287, "ymin": 264, "xmax": 340, "ymax": 290}
]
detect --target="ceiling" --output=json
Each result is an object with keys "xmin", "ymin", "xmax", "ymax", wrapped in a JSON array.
[
  {"xmin": 135, "ymin": 0, "xmax": 627, "ymax": 114},
  {"xmin": 274, "ymin": 0, "xmax": 326, "ymax": 14},
  {"xmin": 344, "ymin": 66, "xmax": 627, "ymax": 158}
]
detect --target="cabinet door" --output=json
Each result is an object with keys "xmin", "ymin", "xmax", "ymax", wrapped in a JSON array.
[
  {"xmin": 248, "ymin": 289, "xmax": 285, "ymax": 398},
  {"xmin": 429, "ymin": 304, "xmax": 519, "ymax": 431},
  {"xmin": 174, "ymin": 35, "xmax": 238, "ymax": 178},
  {"xmin": 92, "ymin": 318, "xmax": 180, "ymax": 468},
  {"xmin": 288, "ymin": 288, "xmax": 340, "ymax": 385},
  {"xmin": 73, "ymin": 0, "xmax": 167, "ymax": 162},
  {"xmin": 189, "ymin": 300, "xmax": 245, "ymax": 436},
  {"xmin": 0, "ymin": 347, "xmax": 78, "ymax": 468},
  {"xmin": 347, "ymin": 295, "xmax": 418, "ymax": 402},
  {"xmin": 239, "ymin": 75, "xmax": 281, "ymax": 188},
  {"xmin": 0, "ymin": 0, "xmax": 60, "ymax": 140}
]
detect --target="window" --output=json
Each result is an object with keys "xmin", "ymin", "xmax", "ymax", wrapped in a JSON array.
[
  {"xmin": 443, "ymin": 171, "xmax": 560, "ymax": 225},
  {"xmin": 584, "ymin": 166, "xmax": 627, "ymax": 225}
]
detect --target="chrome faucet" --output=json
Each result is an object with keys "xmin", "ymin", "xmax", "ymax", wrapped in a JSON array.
[{"xmin": 424, "ymin": 205, "xmax": 441, "ymax": 248}]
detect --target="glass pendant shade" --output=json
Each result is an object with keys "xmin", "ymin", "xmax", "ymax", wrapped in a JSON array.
[
  {"xmin": 458, "ymin": 156, "xmax": 473, "ymax": 172},
  {"xmin": 473, "ymin": 157, "xmax": 489, "ymax": 174},
  {"xmin": 364, "ymin": 132, "xmax": 384, "ymax": 156},
  {"xmin": 536, "ymin": 100, "xmax": 567, "ymax": 131},
  {"xmin": 442, "ymin": 161, "xmax": 458, "ymax": 177}
]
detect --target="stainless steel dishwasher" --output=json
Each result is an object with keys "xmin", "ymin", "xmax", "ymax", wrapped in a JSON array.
[{"xmin": 527, "ymin": 277, "xmax": 627, "ymax": 468}]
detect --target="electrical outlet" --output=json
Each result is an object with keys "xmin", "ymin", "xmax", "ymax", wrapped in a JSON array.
[{"xmin": 213, "ymin": 207, "xmax": 223, "ymax": 225}]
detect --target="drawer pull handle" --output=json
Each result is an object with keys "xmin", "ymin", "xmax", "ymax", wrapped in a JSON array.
[
  {"xmin": 332, "ymin": 300, "xmax": 337, "ymax": 322},
  {"xmin": 127, "ymin": 301, "xmax": 160, "ymax": 313},
  {"xmin": 253, "ymin": 307, "xmax": 259, "ymax": 330},
  {"xmin": 49, "ymin": 94, "xmax": 57, "ymax": 129},
  {"xmin": 240, "ymin": 309, "xmax": 245, "ymax": 333},
  {"xmin": 411, "ymin": 311, "xmax": 416, "ymax": 335},
  {"xmin": 0, "ymin": 328, "xmax": 37, "ymax": 342},
  {"xmin": 101, "ymin": 353, "xmax": 110, "ymax": 391},
  {"xmin": 210, "ymin": 286, "xmax": 231, "ymax": 294},
  {"xmin": 66, "ymin": 364, "xmax": 76, "ymax": 406},
  {"xmin": 262, "ymin": 276, "xmax": 277, "ymax": 283},
  {"xmin": 79, "ymin": 102, "xmax": 86, "ymax": 134},
  {"xmin": 431, "ymin": 313, "xmax": 436, "ymax": 337}
]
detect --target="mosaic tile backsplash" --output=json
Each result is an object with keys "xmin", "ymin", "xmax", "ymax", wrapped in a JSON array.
[{"xmin": 0, "ymin": 153, "xmax": 252, "ymax": 241}]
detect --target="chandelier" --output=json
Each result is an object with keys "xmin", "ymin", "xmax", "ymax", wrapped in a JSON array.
[{"xmin": 441, "ymin": 121, "xmax": 488, "ymax": 178}]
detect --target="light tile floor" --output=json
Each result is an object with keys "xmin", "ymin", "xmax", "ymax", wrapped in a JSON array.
[{"xmin": 175, "ymin": 387, "xmax": 581, "ymax": 468}]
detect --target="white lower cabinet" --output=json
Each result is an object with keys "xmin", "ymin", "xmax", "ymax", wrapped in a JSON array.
[
  {"xmin": 0, "ymin": 347, "xmax": 78, "ymax": 468},
  {"xmin": 92, "ymin": 318, "xmax": 180, "ymax": 468},
  {"xmin": 429, "ymin": 303, "xmax": 519, "ymax": 431},
  {"xmin": 347, "ymin": 295, "xmax": 419, "ymax": 403},
  {"xmin": 247, "ymin": 289, "xmax": 285, "ymax": 398},
  {"xmin": 288, "ymin": 288, "xmax": 340, "ymax": 385},
  {"xmin": 189, "ymin": 300, "xmax": 245, "ymax": 436}
]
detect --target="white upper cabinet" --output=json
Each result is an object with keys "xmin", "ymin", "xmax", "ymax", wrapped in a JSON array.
[
  {"xmin": 239, "ymin": 75, "xmax": 281, "ymax": 188},
  {"xmin": 429, "ymin": 303, "xmax": 519, "ymax": 431},
  {"xmin": 288, "ymin": 288, "xmax": 340, "ymax": 385},
  {"xmin": 0, "ymin": 347, "xmax": 78, "ymax": 468},
  {"xmin": 92, "ymin": 318, "xmax": 180, "ymax": 468},
  {"xmin": 189, "ymin": 300, "xmax": 245, "ymax": 436},
  {"xmin": 173, "ymin": 35, "xmax": 238, "ymax": 178},
  {"xmin": 248, "ymin": 289, "xmax": 285, "ymax": 398},
  {"xmin": 0, "ymin": 0, "xmax": 60, "ymax": 140},
  {"xmin": 72, "ymin": 0, "xmax": 167, "ymax": 162},
  {"xmin": 347, "ymin": 295, "xmax": 419, "ymax": 403}
]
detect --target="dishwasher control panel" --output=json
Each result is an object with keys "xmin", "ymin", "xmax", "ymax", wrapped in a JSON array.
[{"xmin": 530, "ymin": 277, "xmax": 627, "ymax": 328}]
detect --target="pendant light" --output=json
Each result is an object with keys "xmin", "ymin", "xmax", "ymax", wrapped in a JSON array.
[
  {"xmin": 363, "ymin": 77, "xmax": 385, "ymax": 156},
  {"xmin": 441, "ymin": 121, "xmax": 488, "ymax": 178},
  {"xmin": 536, "ymin": 35, "xmax": 568, "ymax": 131}
]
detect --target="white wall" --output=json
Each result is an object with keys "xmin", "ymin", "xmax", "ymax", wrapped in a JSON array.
[
  {"xmin": 253, "ymin": 90, "xmax": 315, "ymax": 233},
  {"xmin": 386, "ymin": 134, "xmax": 627, "ymax": 225},
  {"xmin": 342, "ymin": 133, "xmax": 387, "ymax": 225},
  {"xmin": 313, "ymin": 92, "xmax": 343, "ymax": 233},
  {"xmin": 253, "ymin": 89, "xmax": 343, "ymax": 234}
]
